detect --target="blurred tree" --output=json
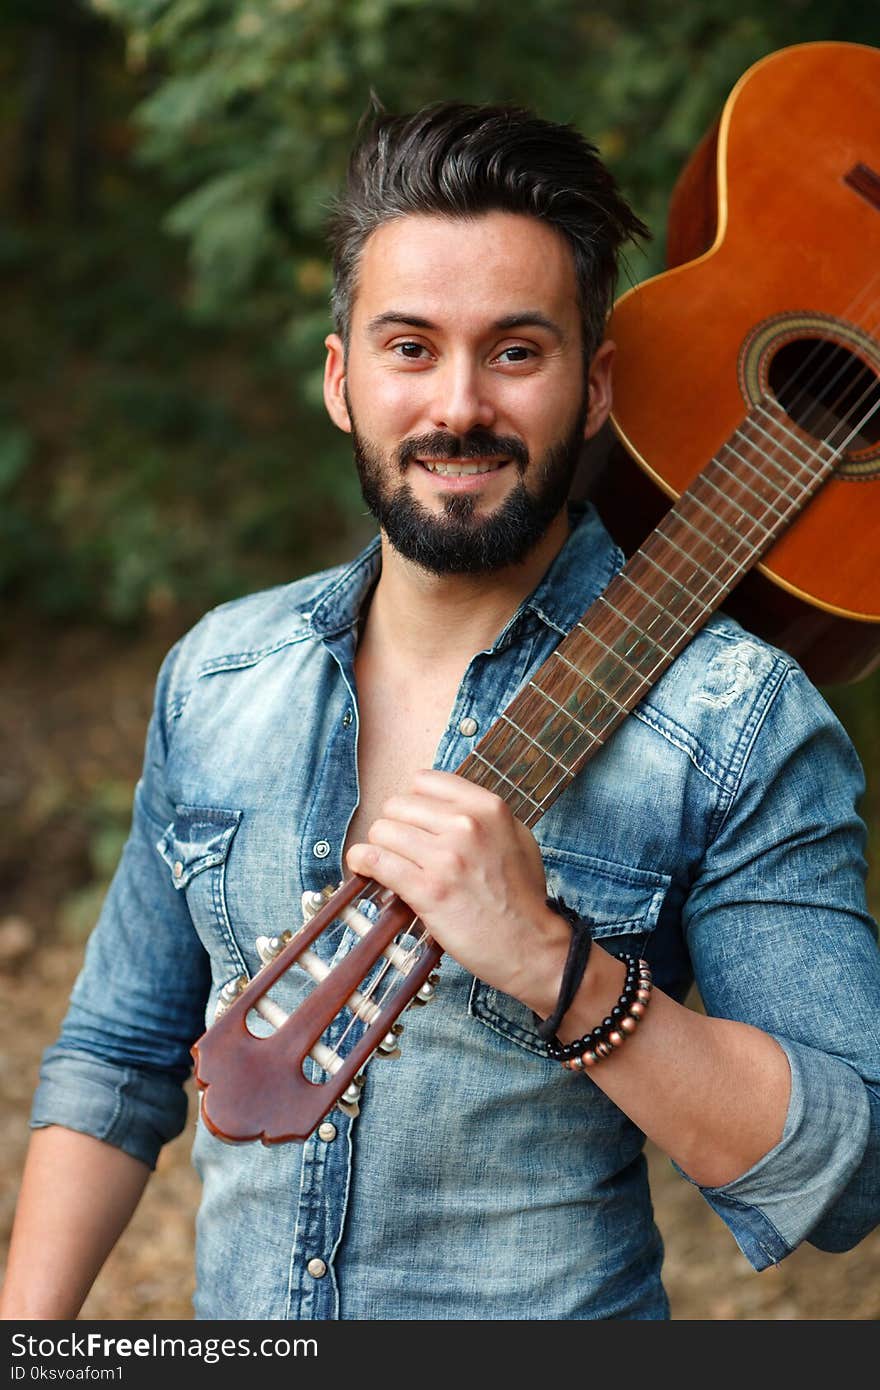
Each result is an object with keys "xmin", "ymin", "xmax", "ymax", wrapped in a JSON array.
[
  {"xmin": 1, "ymin": 0, "xmax": 878, "ymax": 626},
  {"xmin": 97, "ymin": 0, "xmax": 880, "ymax": 373}
]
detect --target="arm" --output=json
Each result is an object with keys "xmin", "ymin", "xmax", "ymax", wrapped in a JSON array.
[{"xmin": 0, "ymin": 1128, "xmax": 150, "ymax": 1320}]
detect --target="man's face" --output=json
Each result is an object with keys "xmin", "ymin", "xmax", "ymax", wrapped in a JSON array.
[{"xmin": 324, "ymin": 212, "xmax": 613, "ymax": 574}]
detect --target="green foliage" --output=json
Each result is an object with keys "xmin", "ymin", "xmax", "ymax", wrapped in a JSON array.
[
  {"xmin": 3, "ymin": 0, "xmax": 879, "ymax": 628},
  {"xmin": 101, "ymin": 0, "xmax": 880, "ymax": 321}
]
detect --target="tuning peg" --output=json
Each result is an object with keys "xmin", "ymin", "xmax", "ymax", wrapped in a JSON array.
[
  {"xmin": 411, "ymin": 972, "xmax": 440, "ymax": 1006},
  {"xmin": 255, "ymin": 931, "xmax": 293, "ymax": 966},
  {"xmin": 337, "ymin": 1073, "xmax": 366, "ymax": 1118},
  {"xmin": 213, "ymin": 974, "xmax": 249, "ymax": 1021},
  {"xmin": 374, "ymin": 1022, "xmax": 404, "ymax": 1060},
  {"xmin": 301, "ymin": 884, "xmax": 337, "ymax": 922}
]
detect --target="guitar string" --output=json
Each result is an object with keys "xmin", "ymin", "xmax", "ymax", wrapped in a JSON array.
[{"xmin": 305, "ymin": 294, "xmax": 880, "ymax": 1069}]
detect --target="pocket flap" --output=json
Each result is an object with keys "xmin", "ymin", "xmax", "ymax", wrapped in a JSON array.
[
  {"xmin": 469, "ymin": 849, "xmax": 670, "ymax": 1056},
  {"xmin": 542, "ymin": 847, "xmax": 670, "ymax": 940},
  {"xmin": 157, "ymin": 805, "xmax": 242, "ymax": 890}
]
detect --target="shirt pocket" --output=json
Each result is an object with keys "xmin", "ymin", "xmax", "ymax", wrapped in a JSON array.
[
  {"xmin": 468, "ymin": 847, "xmax": 671, "ymax": 1058},
  {"xmin": 157, "ymin": 805, "xmax": 247, "ymax": 977}
]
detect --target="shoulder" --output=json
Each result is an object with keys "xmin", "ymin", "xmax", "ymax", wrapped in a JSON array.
[
  {"xmin": 637, "ymin": 612, "xmax": 854, "ymax": 795},
  {"xmin": 154, "ymin": 558, "xmax": 357, "ymax": 721}
]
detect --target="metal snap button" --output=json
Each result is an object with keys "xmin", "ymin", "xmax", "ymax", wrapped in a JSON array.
[
  {"xmin": 458, "ymin": 716, "xmax": 478, "ymax": 736},
  {"xmin": 307, "ymin": 1257, "xmax": 328, "ymax": 1278},
  {"xmin": 318, "ymin": 1122, "xmax": 337, "ymax": 1142},
  {"xmin": 313, "ymin": 840, "xmax": 331, "ymax": 859}
]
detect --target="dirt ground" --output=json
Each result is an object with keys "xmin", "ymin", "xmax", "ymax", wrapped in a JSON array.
[{"xmin": 1, "ymin": 620, "xmax": 878, "ymax": 1320}]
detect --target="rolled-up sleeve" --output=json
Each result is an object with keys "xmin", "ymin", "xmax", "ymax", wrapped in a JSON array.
[
  {"xmin": 30, "ymin": 639, "xmax": 211, "ymax": 1170},
  {"xmin": 681, "ymin": 664, "xmax": 880, "ymax": 1270}
]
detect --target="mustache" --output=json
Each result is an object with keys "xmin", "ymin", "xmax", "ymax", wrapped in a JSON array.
[{"xmin": 397, "ymin": 430, "xmax": 529, "ymax": 471}]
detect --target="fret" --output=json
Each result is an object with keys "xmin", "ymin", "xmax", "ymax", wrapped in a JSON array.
[
  {"xmin": 717, "ymin": 446, "xmax": 793, "ymax": 519},
  {"xmin": 728, "ymin": 411, "xmax": 818, "ymax": 494},
  {"xmin": 469, "ymin": 749, "xmax": 543, "ymax": 812},
  {"xmin": 741, "ymin": 422, "xmax": 819, "ymax": 484},
  {"xmin": 681, "ymin": 479, "xmax": 770, "ymax": 549},
  {"xmin": 551, "ymin": 648, "xmax": 635, "ymax": 715},
  {"xmin": 498, "ymin": 712, "xmax": 577, "ymax": 780},
  {"xmin": 608, "ymin": 577, "xmax": 692, "ymax": 639},
  {"xmin": 579, "ymin": 609, "xmax": 676, "ymax": 667},
  {"xmin": 748, "ymin": 403, "xmax": 838, "ymax": 475},
  {"xmin": 698, "ymin": 460, "xmax": 788, "ymax": 525},
  {"xmin": 666, "ymin": 502, "xmax": 760, "ymax": 566},
  {"xmin": 634, "ymin": 545, "xmax": 711, "ymax": 604},
  {"xmin": 526, "ymin": 680, "xmax": 601, "ymax": 748},
  {"xmin": 646, "ymin": 526, "xmax": 722, "ymax": 592}
]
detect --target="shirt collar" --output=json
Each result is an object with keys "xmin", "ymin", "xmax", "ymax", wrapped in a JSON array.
[{"xmin": 302, "ymin": 501, "xmax": 623, "ymax": 645}]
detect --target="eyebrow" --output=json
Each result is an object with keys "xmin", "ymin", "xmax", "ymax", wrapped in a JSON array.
[{"xmin": 365, "ymin": 310, "xmax": 567, "ymax": 341}]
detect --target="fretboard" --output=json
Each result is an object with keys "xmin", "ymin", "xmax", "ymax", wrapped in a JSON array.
[{"xmin": 456, "ymin": 397, "xmax": 837, "ymax": 827}]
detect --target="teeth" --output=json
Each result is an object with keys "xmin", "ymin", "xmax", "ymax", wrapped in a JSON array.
[{"xmin": 420, "ymin": 461, "xmax": 504, "ymax": 476}]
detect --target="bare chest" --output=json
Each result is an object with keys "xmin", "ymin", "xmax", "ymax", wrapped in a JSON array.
[{"xmin": 342, "ymin": 679, "xmax": 461, "ymax": 862}]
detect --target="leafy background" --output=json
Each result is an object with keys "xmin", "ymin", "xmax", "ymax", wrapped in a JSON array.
[{"xmin": 1, "ymin": 0, "xmax": 878, "ymax": 1319}]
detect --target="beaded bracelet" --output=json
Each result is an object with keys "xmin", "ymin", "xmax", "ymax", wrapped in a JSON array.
[{"xmin": 545, "ymin": 954, "xmax": 653, "ymax": 1070}]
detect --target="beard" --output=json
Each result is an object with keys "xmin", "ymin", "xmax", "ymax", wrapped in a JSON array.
[{"xmin": 348, "ymin": 393, "xmax": 589, "ymax": 576}]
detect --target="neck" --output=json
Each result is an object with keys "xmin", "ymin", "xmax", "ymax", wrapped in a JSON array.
[{"xmin": 360, "ymin": 509, "xmax": 572, "ymax": 670}]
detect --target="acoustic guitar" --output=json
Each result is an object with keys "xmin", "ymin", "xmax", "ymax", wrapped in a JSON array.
[{"xmin": 192, "ymin": 39, "xmax": 880, "ymax": 1144}]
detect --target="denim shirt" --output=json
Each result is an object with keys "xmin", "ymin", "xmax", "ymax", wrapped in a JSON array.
[{"xmin": 33, "ymin": 502, "xmax": 880, "ymax": 1320}]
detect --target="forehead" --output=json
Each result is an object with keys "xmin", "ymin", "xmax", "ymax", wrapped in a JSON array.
[{"xmin": 351, "ymin": 211, "xmax": 580, "ymax": 333}]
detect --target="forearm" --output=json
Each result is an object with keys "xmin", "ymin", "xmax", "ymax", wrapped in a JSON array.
[
  {"xmin": 523, "ymin": 926, "xmax": 791, "ymax": 1189},
  {"xmin": 0, "ymin": 1126, "xmax": 151, "ymax": 1320}
]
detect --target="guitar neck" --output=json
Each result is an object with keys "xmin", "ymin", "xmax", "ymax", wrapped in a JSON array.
[{"xmin": 457, "ymin": 397, "xmax": 836, "ymax": 828}]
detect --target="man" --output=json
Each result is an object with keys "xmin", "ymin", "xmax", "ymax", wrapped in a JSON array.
[{"xmin": 3, "ymin": 102, "xmax": 879, "ymax": 1321}]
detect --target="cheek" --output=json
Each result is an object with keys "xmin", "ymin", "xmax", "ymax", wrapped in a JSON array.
[{"xmin": 348, "ymin": 369, "xmax": 421, "ymax": 432}]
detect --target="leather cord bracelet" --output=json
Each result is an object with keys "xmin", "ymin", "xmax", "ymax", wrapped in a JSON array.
[{"xmin": 535, "ymin": 896, "xmax": 593, "ymax": 1042}]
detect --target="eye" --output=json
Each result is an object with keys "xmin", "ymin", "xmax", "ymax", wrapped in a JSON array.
[
  {"xmin": 392, "ymin": 341, "xmax": 431, "ymax": 360},
  {"xmin": 495, "ymin": 345, "xmax": 536, "ymax": 365}
]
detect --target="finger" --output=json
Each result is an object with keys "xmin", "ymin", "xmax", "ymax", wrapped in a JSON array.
[
  {"xmin": 366, "ymin": 816, "xmax": 439, "ymax": 866},
  {"xmin": 409, "ymin": 768, "xmax": 506, "ymax": 814},
  {"xmin": 344, "ymin": 840, "xmax": 425, "ymax": 905},
  {"xmin": 378, "ymin": 792, "xmax": 471, "ymax": 835}
]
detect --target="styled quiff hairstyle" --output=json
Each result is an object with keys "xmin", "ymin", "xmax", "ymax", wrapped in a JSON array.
[{"xmin": 327, "ymin": 100, "xmax": 649, "ymax": 362}]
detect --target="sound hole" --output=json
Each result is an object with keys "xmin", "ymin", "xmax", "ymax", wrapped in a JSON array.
[{"xmin": 769, "ymin": 336, "xmax": 880, "ymax": 454}]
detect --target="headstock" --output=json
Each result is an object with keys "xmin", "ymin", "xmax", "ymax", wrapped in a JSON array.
[{"xmin": 191, "ymin": 873, "xmax": 442, "ymax": 1143}]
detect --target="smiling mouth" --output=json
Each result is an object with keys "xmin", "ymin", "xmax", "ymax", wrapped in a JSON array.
[{"xmin": 416, "ymin": 458, "xmax": 510, "ymax": 476}]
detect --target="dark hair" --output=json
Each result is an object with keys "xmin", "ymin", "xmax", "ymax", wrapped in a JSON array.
[{"xmin": 327, "ymin": 99, "xmax": 649, "ymax": 361}]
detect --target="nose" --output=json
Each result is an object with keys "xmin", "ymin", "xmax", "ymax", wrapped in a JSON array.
[{"xmin": 430, "ymin": 354, "xmax": 496, "ymax": 436}]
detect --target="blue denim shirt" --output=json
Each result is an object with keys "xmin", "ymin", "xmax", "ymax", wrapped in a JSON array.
[{"xmin": 32, "ymin": 502, "xmax": 880, "ymax": 1320}]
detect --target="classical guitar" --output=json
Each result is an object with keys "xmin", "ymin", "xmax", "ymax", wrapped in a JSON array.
[{"xmin": 192, "ymin": 40, "xmax": 880, "ymax": 1144}]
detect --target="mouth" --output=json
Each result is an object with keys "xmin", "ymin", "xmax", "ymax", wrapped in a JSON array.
[{"xmin": 415, "ymin": 458, "xmax": 511, "ymax": 477}]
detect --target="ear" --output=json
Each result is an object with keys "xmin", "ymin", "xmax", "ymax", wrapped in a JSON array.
[
  {"xmin": 323, "ymin": 333, "xmax": 351, "ymax": 433},
  {"xmin": 583, "ymin": 339, "xmax": 615, "ymax": 440}
]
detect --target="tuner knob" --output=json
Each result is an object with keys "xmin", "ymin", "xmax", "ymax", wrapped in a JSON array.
[
  {"xmin": 301, "ymin": 884, "xmax": 336, "ymax": 922},
  {"xmin": 375, "ymin": 1029, "xmax": 402, "ymax": 1059},
  {"xmin": 412, "ymin": 974, "xmax": 439, "ymax": 1006},
  {"xmin": 213, "ymin": 973, "xmax": 249, "ymax": 1020},
  {"xmin": 255, "ymin": 930, "xmax": 293, "ymax": 966},
  {"xmin": 337, "ymin": 1074, "xmax": 366, "ymax": 1118}
]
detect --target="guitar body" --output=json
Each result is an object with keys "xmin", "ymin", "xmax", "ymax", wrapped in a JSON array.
[{"xmin": 603, "ymin": 40, "xmax": 880, "ymax": 683}]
